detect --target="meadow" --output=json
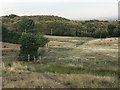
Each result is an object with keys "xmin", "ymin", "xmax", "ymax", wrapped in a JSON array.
[{"xmin": 2, "ymin": 36, "xmax": 119, "ymax": 88}]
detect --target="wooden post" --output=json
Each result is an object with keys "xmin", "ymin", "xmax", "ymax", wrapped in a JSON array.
[
  {"xmin": 34, "ymin": 56, "xmax": 36, "ymax": 62},
  {"xmin": 51, "ymin": 28, "xmax": 53, "ymax": 36},
  {"xmin": 46, "ymin": 43, "xmax": 48, "ymax": 47},
  {"xmin": 39, "ymin": 56, "xmax": 41, "ymax": 61},
  {"xmin": 38, "ymin": 56, "xmax": 41, "ymax": 63},
  {"xmin": 28, "ymin": 54, "xmax": 30, "ymax": 62}
]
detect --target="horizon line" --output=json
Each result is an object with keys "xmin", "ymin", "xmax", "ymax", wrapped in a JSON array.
[{"xmin": 1, "ymin": 14, "xmax": 118, "ymax": 21}]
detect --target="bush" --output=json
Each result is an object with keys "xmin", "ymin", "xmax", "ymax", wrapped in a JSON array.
[{"xmin": 19, "ymin": 33, "xmax": 48, "ymax": 61}]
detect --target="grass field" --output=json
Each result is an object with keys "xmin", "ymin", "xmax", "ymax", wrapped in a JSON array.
[{"xmin": 2, "ymin": 36, "xmax": 119, "ymax": 88}]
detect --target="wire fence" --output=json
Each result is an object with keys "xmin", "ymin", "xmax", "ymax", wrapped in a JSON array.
[
  {"xmin": 2, "ymin": 53, "xmax": 119, "ymax": 74},
  {"xmin": 2, "ymin": 49, "xmax": 118, "ymax": 70},
  {"xmin": 2, "ymin": 54, "xmax": 84, "ymax": 66},
  {"xmin": 2, "ymin": 54, "xmax": 61, "ymax": 63}
]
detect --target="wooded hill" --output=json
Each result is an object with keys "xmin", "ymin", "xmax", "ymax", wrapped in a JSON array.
[{"xmin": 2, "ymin": 14, "xmax": 119, "ymax": 43}]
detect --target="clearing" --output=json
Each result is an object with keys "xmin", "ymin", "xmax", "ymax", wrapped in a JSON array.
[{"xmin": 2, "ymin": 36, "xmax": 119, "ymax": 88}]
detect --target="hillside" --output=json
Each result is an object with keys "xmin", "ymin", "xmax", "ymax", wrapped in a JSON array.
[{"xmin": 2, "ymin": 14, "xmax": 119, "ymax": 44}]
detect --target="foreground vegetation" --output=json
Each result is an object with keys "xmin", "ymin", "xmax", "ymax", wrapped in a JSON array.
[{"xmin": 2, "ymin": 36, "xmax": 118, "ymax": 88}]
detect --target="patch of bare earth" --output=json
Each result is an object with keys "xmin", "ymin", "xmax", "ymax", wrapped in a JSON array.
[
  {"xmin": 85, "ymin": 38, "xmax": 118, "ymax": 46},
  {"xmin": 2, "ymin": 42, "xmax": 20, "ymax": 50}
]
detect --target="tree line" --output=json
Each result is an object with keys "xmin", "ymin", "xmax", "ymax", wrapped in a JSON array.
[{"xmin": 2, "ymin": 14, "xmax": 119, "ymax": 44}]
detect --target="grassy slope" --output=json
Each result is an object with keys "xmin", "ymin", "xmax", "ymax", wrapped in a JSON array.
[{"xmin": 2, "ymin": 36, "xmax": 118, "ymax": 88}]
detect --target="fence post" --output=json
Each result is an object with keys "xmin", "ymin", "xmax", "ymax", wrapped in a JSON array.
[
  {"xmin": 39, "ymin": 56, "xmax": 42, "ymax": 63},
  {"xmin": 28, "ymin": 54, "xmax": 30, "ymax": 62},
  {"xmin": 40, "ymin": 56, "xmax": 41, "ymax": 61},
  {"xmin": 34, "ymin": 56, "xmax": 36, "ymax": 62}
]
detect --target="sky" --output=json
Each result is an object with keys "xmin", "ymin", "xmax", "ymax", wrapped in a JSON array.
[{"xmin": 0, "ymin": 0, "xmax": 119, "ymax": 20}]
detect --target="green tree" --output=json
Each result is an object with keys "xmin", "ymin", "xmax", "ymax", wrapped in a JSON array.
[
  {"xmin": 17, "ymin": 17, "xmax": 35, "ymax": 33},
  {"xmin": 19, "ymin": 33, "xmax": 48, "ymax": 61},
  {"xmin": 118, "ymin": 24, "xmax": 120, "ymax": 37},
  {"xmin": 108, "ymin": 24, "xmax": 116, "ymax": 37},
  {"xmin": 8, "ymin": 14, "xmax": 18, "ymax": 18}
]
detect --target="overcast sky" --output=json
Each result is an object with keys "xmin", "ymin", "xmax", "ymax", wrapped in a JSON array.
[{"xmin": 0, "ymin": 0, "xmax": 119, "ymax": 20}]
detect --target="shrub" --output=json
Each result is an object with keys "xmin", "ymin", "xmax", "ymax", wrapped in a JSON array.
[{"xmin": 19, "ymin": 33, "xmax": 48, "ymax": 61}]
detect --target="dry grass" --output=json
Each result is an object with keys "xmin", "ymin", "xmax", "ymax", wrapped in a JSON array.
[
  {"xmin": 48, "ymin": 41, "xmax": 74, "ymax": 48},
  {"xmin": 2, "ymin": 42, "xmax": 20, "ymax": 50},
  {"xmin": 85, "ymin": 37, "xmax": 118, "ymax": 46},
  {"xmin": 2, "ymin": 71, "xmax": 117, "ymax": 88},
  {"xmin": 2, "ymin": 36, "xmax": 119, "ymax": 88}
]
